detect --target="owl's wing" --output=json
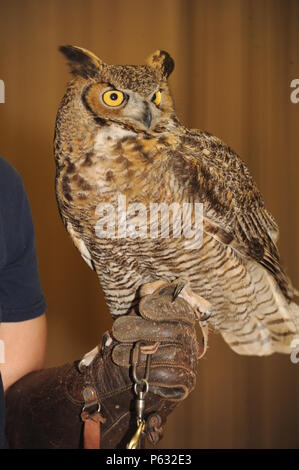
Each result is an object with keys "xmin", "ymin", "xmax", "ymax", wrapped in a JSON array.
[
  {"xmin": 173, "ymin": 129, "xmax": 293, "ymax": 300},
  {"xmin": 66, "ymin": 221, "xmax": 95, "ymax": 271}
]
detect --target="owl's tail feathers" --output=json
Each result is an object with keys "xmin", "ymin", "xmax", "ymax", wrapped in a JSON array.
[
  {"xmin": 222, "ymin": 271, "xmax": 299, "ymax": 356},
  {"xmin": 289, "ymin": 299, "xmax": 299, "ymax": 332},
  {"xmin": 293, "ymin": 286, "xmax": 299, "ymax": 298},
  {"xmin": 271, "ymin": 299, "xmax": 299, "ymax": 354}
]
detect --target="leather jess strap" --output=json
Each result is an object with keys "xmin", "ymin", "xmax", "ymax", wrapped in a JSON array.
[
  {"xmin": 81, "ymin": 385, "xmax": 106, "ymax": 449},
  {"xmin": 81, "ymin": 410, "xmax": 104, "ymax": 449}
]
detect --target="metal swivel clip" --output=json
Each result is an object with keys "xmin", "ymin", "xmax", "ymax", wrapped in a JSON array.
[{"xmin": 126, "ymin": 342, "xmax": 154, "ymax": 449}]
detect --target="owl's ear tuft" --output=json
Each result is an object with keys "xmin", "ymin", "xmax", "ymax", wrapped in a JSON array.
[
  {"xmin": 59, "ymin": 45, "xmax": 104, "ymax": 78},
  {"xmin": 146, "ymin": 50, "xmax": 174, "ymax": 78}
]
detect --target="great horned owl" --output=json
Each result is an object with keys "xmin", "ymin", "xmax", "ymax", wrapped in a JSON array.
[{"xmin": 54, "ymin": 45, "xmax": 299, "ymax": 356}]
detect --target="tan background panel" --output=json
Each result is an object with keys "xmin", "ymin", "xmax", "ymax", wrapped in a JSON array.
[{"xmin": 0, "ymin": 0, "xmax": 299, "ymax": 448}]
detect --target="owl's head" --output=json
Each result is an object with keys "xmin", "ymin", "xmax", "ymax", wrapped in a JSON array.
[{"xmin": 59, "ymin": 45, "xmax": 176, "ymax": 133}]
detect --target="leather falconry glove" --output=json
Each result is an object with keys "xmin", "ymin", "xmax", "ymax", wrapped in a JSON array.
[{"xmin": 5, "ymin": 283, "xmax": 204, "ymax": 449}]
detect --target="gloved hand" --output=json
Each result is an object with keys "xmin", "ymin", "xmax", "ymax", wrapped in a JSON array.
[{"xmin": 5, "ymin": 283, "xmax": 204, "ymax": 449}]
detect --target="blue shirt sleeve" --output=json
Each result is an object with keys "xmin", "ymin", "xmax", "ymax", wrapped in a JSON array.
[{"xmin": 0, "ymin": 157, "xmax": 46, "ymax": 322}]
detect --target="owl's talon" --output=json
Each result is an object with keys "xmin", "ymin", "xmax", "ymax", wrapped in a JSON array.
[
  {"xmin": 171, "ymin": 282, "xmax": 186, "ymax": 302},
  {"xmin": 170, "ymin": 280, "xmax": 212, "ymax": 322},
  {"xmin": 199, "ymin": 311, "xmax": 212, "ymax": 322}
]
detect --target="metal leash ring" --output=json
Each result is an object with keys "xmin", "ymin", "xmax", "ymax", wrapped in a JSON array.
[{"xmin": 134, "ymin": 379, "xmax": 149, "ymax": 398}]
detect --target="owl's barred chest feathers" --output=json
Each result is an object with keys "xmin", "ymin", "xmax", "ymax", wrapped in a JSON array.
[{"xmin": 55, "ymin": 122, "xmax": 256, "ymax": 320}]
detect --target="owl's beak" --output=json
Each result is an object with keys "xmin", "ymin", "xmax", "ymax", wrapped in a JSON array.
[{"xmin": 142, "ymin": 108, "xmax": 152, "ymax": 129}]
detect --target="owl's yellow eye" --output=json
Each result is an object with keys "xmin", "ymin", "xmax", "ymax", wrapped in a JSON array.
[
  {"xmin": 102, "ymin": 89, "xmax": 125, "ymax": 107},
  {"xmin": 152, "ymin": 90, "xmax": 162, "ymax": 106}
]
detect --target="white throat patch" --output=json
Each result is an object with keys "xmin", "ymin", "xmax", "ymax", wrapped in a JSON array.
[{"xmin": 94, "ymin": 124, "xmax": 137, "ymax": 153}]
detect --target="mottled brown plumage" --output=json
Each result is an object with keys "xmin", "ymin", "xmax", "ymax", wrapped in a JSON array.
[{"xmin": 54, "ymin": 45, "xmax": 299, "ymax": 356}]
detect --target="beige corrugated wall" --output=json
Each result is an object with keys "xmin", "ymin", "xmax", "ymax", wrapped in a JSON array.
[{"xmin": 0, "ymin": 0, "xmax": 299, "ymax": 448}]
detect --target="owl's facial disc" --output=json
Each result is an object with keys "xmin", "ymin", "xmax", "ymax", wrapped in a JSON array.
[{"xmin": 82, "ymin": 82, "xmax": 162, "ymax": 131}]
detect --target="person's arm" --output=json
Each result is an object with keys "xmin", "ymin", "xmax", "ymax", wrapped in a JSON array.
[
  {"xmin": 0, "ymin": 157, "xmax": 47, "ymax": 390},
  {"xmin": 0, "ymin": 314, "xmax": 47, "ymax": 391}
]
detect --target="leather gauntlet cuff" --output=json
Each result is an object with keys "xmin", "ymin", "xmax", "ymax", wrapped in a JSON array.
[
  {"xmin": 5, "ymin": 284, "xmax": 202, "ymax": 449},
  {"xmin": 5, "ymin": 347, "xmax": 187, "ymax": 449}
]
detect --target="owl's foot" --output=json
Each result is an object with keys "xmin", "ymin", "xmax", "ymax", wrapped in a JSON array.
[
  {"xmin": 170, "ymin": 279, "xmax": 212, "ymax": 322},
  {"xmin": 139, "ymin": 279, "xmax": 169, "ymax": 297},
  {"xmin": 140, "ymin": 279, "xmax": 212, "ymax": 322}
]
